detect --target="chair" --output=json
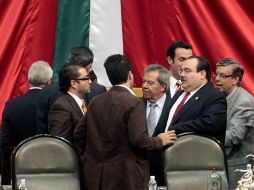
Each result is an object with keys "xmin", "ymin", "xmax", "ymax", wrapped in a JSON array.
[
  {"xmin": 11, "ymin": 135, "xmax": 82, "ymax": 190},
  {"xmin": 163, "ymin": 133, "xmax": 229, "ymax": 190}
]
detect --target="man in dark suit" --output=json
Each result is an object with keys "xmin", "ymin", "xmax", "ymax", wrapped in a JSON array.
[
  {"xmin": 85, "ymin": 70, "xmax": 107, "ymax": 104},
  {"xmin": 48, "ymin": 64, "xmax": 91, "ymax": 142},
  {"xmin": 37, "ymin": 46, "xmax": 95, "ymax": 134},
  {"xmin": 142, "ymin": 64, "xmax": 171, "ymax": 185},
  {"xmin": 165, "ymin": 56, "xmax": 227, "ymax": 144},
  {"xmin": 74, "ymin": 54, "xmax": 176, "ymax": 190},
  {"xmin": 166, "ymin": 41, "xmax": 193, "ymax": 98},
  {"xmin": 1, "ymin": 61, "xmax": 53, "ymax": 185}
]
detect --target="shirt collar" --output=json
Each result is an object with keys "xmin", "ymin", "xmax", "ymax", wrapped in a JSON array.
[
  {"xmin": 226, "ymin": 87, "xmax": 238, "ymax": 100},
  {"xmin": 189, "ymin": 83, "xmax": 206, "ymax": 95},
  {"xmin": 67, "ymin": 91, "xmax": 83, "ymax": 108},
  {"xmin": 115, "ymin": 84, "xmax": 136, "ymax": 96},
  {"xmin": 29, "ymin": 87, "xmax": 42, "ymax": 90},
  {"xmin": 147, "ymin": 93, "xmax": 166, "ymax": 109}
]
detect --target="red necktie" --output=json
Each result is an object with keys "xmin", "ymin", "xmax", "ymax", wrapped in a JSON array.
[{"xmin": 168, "ymin": 92, "xmax": 190, "ymax": 129}]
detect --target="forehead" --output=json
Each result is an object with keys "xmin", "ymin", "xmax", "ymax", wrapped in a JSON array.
[
  {"xmin": 175, "ymin": 48, "xmax": 192, "ymax": 58},
  {"xmin": 143, "ymin": 70, "xmax": 159, "ymax": 80},
  {"xmin": 216, "ymin": 65, "xmax": 234, "ymax": 73},
  {"xmin": 182, "ymin": 58, "xmax": 198, "ymax": 69}
]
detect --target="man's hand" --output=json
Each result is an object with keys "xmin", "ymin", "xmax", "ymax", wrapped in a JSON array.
[{"xmin": 157, "ymin": 130, "xmax": 177, "ymax": 146}]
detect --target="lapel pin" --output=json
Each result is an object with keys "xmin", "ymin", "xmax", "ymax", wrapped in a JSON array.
[{"xmin": 195, "ymin": 97, "xmax": 199, "ymax": 101}]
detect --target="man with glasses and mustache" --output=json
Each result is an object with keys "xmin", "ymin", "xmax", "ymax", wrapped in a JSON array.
[
  {"xmin": 164, "ymin": 56, "xmax": 227, "ymax": 144},
  {"xmin": 48, "ymin": 64, "xmax": 91, "ymax": 142},
  {"xmin": 215, "ymin": 58, "xmax": 254, "ymax": 189}
]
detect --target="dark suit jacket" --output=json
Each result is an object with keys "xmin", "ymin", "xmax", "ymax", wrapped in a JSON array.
[
  {"xmin": 85, "ymin": 83, "xmax": 106, "ymax": 105},
  {"xmin": 1, "ymin": 89, "xmax": 41, "ymax": 184},
  {"xmin": 144, "ymin": 94, "xmax": 172, "ymax": 185},
  {"xmin": 74, "ymin": 86, "xmax": 163, "ymax": 190},
  {"xmin": 37, "ymin": 82, "xmax": 62, "ymax": 134},
  {"xmin": 37, "ymin": 82, "xmax": 105, "ymax": 134},
  {"xmin": 48, "ymin": 93, "xmax": 83, "ymax": 142},
  {"xmin": 170, "ymin": 83, "xmax": 227, "ymax": 144}
]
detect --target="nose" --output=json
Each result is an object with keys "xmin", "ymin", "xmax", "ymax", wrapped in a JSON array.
[{"xmin": 214, "ymin": 75, "xmax": 220, "ymax": 82}]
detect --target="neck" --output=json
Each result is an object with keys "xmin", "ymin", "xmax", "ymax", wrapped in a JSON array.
[
  {"xmin": 68, "ymin": 89, "xmax": 83, "ymax": 99},
  {"xmin": 119, "ymin": 81, "xmax": 132, "ymax": 90}
]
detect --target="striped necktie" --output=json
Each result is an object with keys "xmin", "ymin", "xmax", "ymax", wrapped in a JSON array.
[{"xmin": 147, "ymin": 103, "xmax": 157, "ymax": 136}]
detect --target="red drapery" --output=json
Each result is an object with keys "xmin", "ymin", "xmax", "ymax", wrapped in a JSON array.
[
  {"xmin": 1, "ymin": 0, "xmax": 254, "ymax": 124},
  {"xmin": 0, "ymin": 0, "xmax": 57, "ymax": 122},
  {"xmin": 122, "ymin": 0, "xmax": 254, "ymax": 95}
]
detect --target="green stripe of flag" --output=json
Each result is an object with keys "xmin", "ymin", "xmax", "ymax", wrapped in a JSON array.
[{"xmin": 52, "ymin": 0, "xmax": 90, "ymax": 81}]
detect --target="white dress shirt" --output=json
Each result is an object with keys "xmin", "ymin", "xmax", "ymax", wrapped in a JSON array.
[
  {"xmin": 146, "ymin": 93, "xmax": 166, "ymax": 127},
  {"xmin": 116, "ymin": 84, "xmax": 136, "ymax": 96},
  {"xmin": 165, "ymin": 83, "xmax": 206, "ymax": 131},
  {"xmin": 169, "ymin": 75, "xmax": 181, "ymax": 97},
  {"xmin": 67, "ymin": 91, "xmax": 84, "ymax": 114}
]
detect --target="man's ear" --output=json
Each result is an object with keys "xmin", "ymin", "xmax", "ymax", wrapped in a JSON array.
[
  {"xmin": 200, "ymin": 70, "xmax": 206, "ymax": 80},
  {"xmin": 167, "ymin": 56, "xmax": 173, "ymax": 66},
  {"xmin": 70, "ymin": 80, "xmax": 78, "ymax": 89},
  {"xmin": 47, "ymin": 78, "xmax": 52, "ymax": 85}
]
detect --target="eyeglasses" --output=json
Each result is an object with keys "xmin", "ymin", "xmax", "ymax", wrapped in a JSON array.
[
  {"xmin": 73, "ymin": 77, "xmax": 90, "ymax": 81},
  {"xmin": 213, "ymin": 73, "xmax": 233, "ymax": 79}
]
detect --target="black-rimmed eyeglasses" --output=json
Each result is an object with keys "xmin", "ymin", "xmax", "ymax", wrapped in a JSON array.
[
  {"xmin": 213, "ymin": 73, "xmax": 234, "ymax": 79},
  {"xmin": 73, "ymin": 77, "xmax": 90, "ymax": 81}
]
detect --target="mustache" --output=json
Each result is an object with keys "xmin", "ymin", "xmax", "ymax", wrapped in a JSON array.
[{"xmin": 180, "ymin": 77, "xmax": 186, "ymax": 82}]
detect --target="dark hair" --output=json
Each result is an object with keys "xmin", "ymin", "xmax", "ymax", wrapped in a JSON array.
[
  {"xmin": 89, "ymin": 70, "xmax": 97, "ymax": 82},
  {"xmin": 104, "ymin": 54, "xmax": 132, "ymax": 85},
  {"xmin": 59, "ymin": 64, "xmax": 84, "ymax": 93},
  {"xmin": 216, "ymin": 58, "xmax": 244, "ymax": 86},
  {"xmin": 67, "ymin": 46, "xmax": 93, "ymax": 67},
  {"xmin": 188, "ymin": 55, "xmax": 211, "ymax": 82},
  {"xmin": 166, "ymin": 40, "xmax": 192, "ymax": 59}
]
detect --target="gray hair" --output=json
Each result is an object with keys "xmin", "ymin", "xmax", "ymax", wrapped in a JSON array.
[
  {"xmin": 144, "ymin": 64, "xmax": 170, "ymax": 91},
  {"xmin": 28, "ymin": 61, "xmax": 53, "ymax": 87}
]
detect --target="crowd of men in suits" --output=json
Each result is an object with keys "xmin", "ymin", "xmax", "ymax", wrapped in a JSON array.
[{"xmin": 1, "ymin": 41, "xmax": 253, "ymax": 190}]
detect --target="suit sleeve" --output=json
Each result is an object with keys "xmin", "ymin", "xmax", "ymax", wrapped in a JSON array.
[
  {"xmin": 225, "ymin": 99, "xmax": 254, "ymax": 147},
  {"xmin": 73, "ymin": 114, "xmax": 87, "ymax": 154},
  {"xmin": 48, "ymin": 102, "xmax": 73, "ymax": 141},
  {"xmin": 1, "ymin": 102, "xmax": 15, "ymax": 184},
  {"xmin": 127, "ymin": 99, "xmax": 163, "ymax": 150},
  {"xmin": 172, "ymin": 92, "xmax": 227, "ymax": 137}
]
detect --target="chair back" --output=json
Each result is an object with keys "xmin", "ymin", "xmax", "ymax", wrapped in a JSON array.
[
  {"xmin": 163, "ymin": 133, "xmax": 228, "ymax": 190},
  {"xmin": 11, "ymin": 135, "xmax": 82, "ymax": 190}
]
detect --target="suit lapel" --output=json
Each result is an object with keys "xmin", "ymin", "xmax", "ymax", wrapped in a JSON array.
[
  {"xmin": 172, "ymin": 83, "xmax": 209, "ymax": 124},
  {"xmin": 65, "ymin": 94, "xmax": 83, "ymax": 117},
  {"xmin": 227, "ymin": 87, "xmax": 240, "ymax": 114},
  {"xmin": 153, "ymin": 95, "xmax": 171, "ymax": 136}
]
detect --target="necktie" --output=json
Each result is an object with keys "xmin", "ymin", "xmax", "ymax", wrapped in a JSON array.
[
  {"xmin": 147, "ymin": 103, "xmax": 157, "ymax": 136},
  {"xmin": 81, "ymin": 100, "xmax": 87, "ymax": 113},
  {"xmin": 168, "ymin": 92, "xmax": 190, "ymax": 129}
]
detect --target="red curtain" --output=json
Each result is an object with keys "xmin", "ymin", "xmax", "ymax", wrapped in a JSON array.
[
  {"xmin": 0, "ymin": 0, "xmax": 57, "ymax": 122},
  {"xmin": 122, "ymin": 0, "xmax": 254, "ymax": 95}
]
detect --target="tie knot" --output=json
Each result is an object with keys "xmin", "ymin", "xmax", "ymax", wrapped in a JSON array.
[{"xmin": 149, "ymin": 103, "xmax": 157, "ymax": 109}]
